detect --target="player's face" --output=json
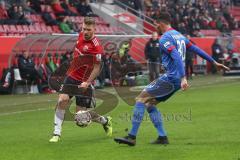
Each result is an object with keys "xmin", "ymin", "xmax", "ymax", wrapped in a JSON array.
[
  {"xmin": 156, "ymin": 22, "xmax": 164, "ymax": 35},
  {"xmin": 82, "ymin": 23, "xmax": 95, "ymax": 40}
]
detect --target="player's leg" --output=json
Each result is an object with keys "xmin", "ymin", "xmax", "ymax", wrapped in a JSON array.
[
  {"xmin": 49, "ymin": 93, "xmax": 71, "ymax": 142},
  {"xmin": 145, "ymin": 99, "xmax": 169, "ymax": 144},
  {"xmin": 114, "ymin": 91, "xmax": 151, "ymax": 146},
  {"xmin": 75, "ymin": 94, "xmax": 112, "ymax": 137},
  {"xmin": 114, "ymin": 75, "xmax": 180, "ymax": 146},
  {"xmin": 144, "ymin": 76, "xmax": 181, "ymax": 144}
]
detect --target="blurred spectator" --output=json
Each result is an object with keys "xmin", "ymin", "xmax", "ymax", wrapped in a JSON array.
[
  {"xmin": 18, "ymin": 52, "xmax": 40, "ymax": 81},
  {"xmin": 185, "ymin": 35, "xmax": 195, "ymax": 79},
  {"xmin": 18, "ymin": 52, "xmax": 43, "ymax": 92},
  {"xmin": 41, "ymin": 4, "xmax": 58, "ymax": 25},
  {"xmin": 216, "ymin": 17, "xmax": 223, "ymax": 30},
  {"xmin": 144, "ymin": 0, "xmax": 152, "ymax": 9},
  {"xmin": 23, "ymin": 0, "xmax": 36, "ymax": 14},
  {"xmin": 18, "ymin": 5, "xmax": 31, "ymax": 24},
  {"xmin": 110, "ymin": 53, "xmax": 124, "ymax": 86},
  {"xmin": 59, "ymin": 17, "xmax": 73, "ymax": 33},
  {"xmin": 0, "ymin": 1, "xmax": 8, "ymax": 19},
  {"xmin": 178, "ymin": 22, "xmax": 188, "ymax": 35},
  {"xmin": 76, "ymin": 0, "xmax": 95, "ymax": 16},
  {"xmin": 65, "ymin": 17, "xmax": 79, "ymax": 32},
  {"xmin": 7, "ymin": 4, "xmax": 20, "ymax": 24},
  {"xmin": 60, "ymin": 0, "xmax": 78, "ymax": 16},
  {"xmin": 211, "ymin": 38, "xmax": 224, "ymax": 74},
  {"xmin": 145, "ymin": 0, "xmax": 240, "ymax": 35},
  {"xmin": 29, "ymin": 0, "xmax": 42, "ymax": 12},
  {"xmin": 51, "ymin": 0, "xmax": 69, "ymax": 16},
  {"xmin": 0, "ymin": 1, "xmax": 9, "ymax": 24},
  {"xmin": 144, "ymin": 32, "xmax": 161, "ymax": 82},
  {"xmin": 8, "ymin": 4, "xmax": 31, "ymax": 25}
]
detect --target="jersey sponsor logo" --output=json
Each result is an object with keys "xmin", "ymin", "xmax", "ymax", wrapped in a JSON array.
[{"xmin": 96, "ymin": 54, "xmax": 102, "ymax": 61}]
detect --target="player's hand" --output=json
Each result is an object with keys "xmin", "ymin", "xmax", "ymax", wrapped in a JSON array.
[
  {"xmin": 3, "ymin": 82, "xmax": 9, "ymax": 88},
  {"xmin": 214, "ymin": 61, "xmax": 230, "ymax": 71},
  {"xmin": 78, "ymin": 82, "xmax": 91, "ymax": 90},
  {"xmin": 181, "ymin": 77, "xmax": 189, "ymax": 91}
]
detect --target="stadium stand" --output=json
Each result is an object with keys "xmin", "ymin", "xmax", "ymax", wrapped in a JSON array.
[
  {"xmin": 0, "ymin": 0, "xmax": 124, "ymax": 36},
  {"xmin": 139, "ymin": 0, "xmax": 240, "ymax": 36}
]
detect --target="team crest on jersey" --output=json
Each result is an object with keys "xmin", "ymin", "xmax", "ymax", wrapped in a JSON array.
[
  {"xmin": 83, "ymin": 45, "xmax": 89, "ymax": 52},
  {"xmin": 164, "ymin": 41, "xmax": 170, "ymax": 48}
]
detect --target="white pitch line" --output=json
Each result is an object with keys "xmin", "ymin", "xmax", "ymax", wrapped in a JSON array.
[{"xmin": 0, "ymin": 108, "xmax": 52, "ymax": 116}]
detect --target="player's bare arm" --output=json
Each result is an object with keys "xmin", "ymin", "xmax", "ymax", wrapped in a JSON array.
[
  {"xmin": 79, "ymin": 63, "xmax": 101, "ymax": 89},
  {"xmin": 213, "ymin": 61, "xmax": 230, "ymax": 71},
  {"xmin": 187, "ymin": 44, "xmax": 230, "ymax": 71},
  {"xmin": 181, "ymin": 76, "xmax": 189, "ymax": 91}
]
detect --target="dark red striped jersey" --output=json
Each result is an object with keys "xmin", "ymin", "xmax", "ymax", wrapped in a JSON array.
[{"xmin": 67, "ymin": 32, "xmax": 103, "ymax": 82}]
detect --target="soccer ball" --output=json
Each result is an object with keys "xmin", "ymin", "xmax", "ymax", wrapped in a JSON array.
[{"xmin": 75, "ymin": 110, "xmax": 92, "ymax": 127}]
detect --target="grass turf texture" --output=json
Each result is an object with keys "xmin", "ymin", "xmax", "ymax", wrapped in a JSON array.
[{"xmin": 0, "ymin": 75, "xmax": 240, "ymax": 160}]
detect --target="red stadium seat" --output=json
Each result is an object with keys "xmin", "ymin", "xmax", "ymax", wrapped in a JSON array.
[
  {"xmin": 16, "ymin": 25, "xmax": 24, "ymax": 33},
  {"xmin": 3, "ymin": 25, "xmax": 10, "ymax": 32},
  {"xmin": 0, "ymin": 25, "xmax": 5, "ymax": 33},
  {"xmin": 46, "ymin": 26, "xmax": 53, "ymax": 33},
  {"xmin": 52, "ymin": 25, "xmax": 61, "ymax": 33},
  {"xmin": 40, "ymin": 25, "xmax": 48, "ymax": 33},
  {"xmin": 9, "ymin": 25, "xmax": 17, "ymax": 33},
  {"xmin": 22, "ymin": 25, "xmax": 30, "ymax": 33},
  {"xmin": 232, "ymin": 30, "xmax": 240, "ymax": 36},
  {"xmin": 34, "ymin": 25, "xmax": 42, "ymax": 33},
  {"xmin": 29, "ymin": 25, "xmax": 40, "ymax": 34},
  {"xmin": 200, "ymin": 29, "xmax": 221, "ymax": 36}
]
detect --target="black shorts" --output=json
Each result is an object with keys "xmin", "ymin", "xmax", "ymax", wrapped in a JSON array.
[{"xmin": 63, "ymin": 76, "xmax": 93, "ymax": 108}]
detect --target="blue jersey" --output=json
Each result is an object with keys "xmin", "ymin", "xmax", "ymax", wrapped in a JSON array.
[
  {"xmin": 159, "ymin": 28, "xmax": 192, "ymax": 79},
  {"xmin": 145, "ymin": 28, "xmax": 215, "ymax": 102}
]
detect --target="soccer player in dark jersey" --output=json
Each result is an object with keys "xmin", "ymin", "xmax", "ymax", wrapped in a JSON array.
[
  {"xmin": 49, "ymin": 17, "xmax": 112, "ymax": 143},
  {"xmin": 114, "ymin": 12, "xmax": 229, "ymax": 146}
]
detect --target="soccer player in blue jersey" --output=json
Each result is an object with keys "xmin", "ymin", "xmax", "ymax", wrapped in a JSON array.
[{"xmin": 114, "ymin": 11, "xmax": 229, "ymax": 146}]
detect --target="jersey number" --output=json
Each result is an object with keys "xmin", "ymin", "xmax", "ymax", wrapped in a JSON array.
[{"xmin": 176, "ymin": 40, "xmax": 186, "ymax": 61}]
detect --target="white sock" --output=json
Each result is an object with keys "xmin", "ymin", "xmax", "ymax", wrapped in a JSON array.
[
  {"xmin": 53, "ymin": 109, "xmax": 65, "ymax": 136},
  {"xmin": 93, "ymin": 116, "xmax": 107, "ymax": 125}
]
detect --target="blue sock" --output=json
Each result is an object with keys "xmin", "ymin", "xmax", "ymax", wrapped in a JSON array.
[
  {"xmin": 129, "ymin": 102, "xmax": 145, "ymax": 137},
  {"xmin": 147, "ymin": 106, "xmax": 166, "ymax": 137}
]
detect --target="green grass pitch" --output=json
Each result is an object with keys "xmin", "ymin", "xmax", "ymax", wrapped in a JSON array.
[{"xmin": 0, "ymin": 75, "xmax": 240, "ymax": 160}]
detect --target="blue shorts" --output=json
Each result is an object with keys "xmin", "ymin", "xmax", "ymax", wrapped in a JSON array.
[{"xmin": 144, "ymin": 74, "xmax": 181, "ymax": 102}]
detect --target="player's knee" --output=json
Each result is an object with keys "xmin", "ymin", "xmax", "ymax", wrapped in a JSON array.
[
  {"xmin": 57, "ymin": 95, "xmax": 70, "ymax": 109},
  {"xmin": 145, "ymin": 99, "xmax": 158, "ymax": 108},
  {"xmin": 135, "ymin": 97, "xmax": 149, "ymax": 107},
  {"xmin": 135, "ymin": 96, "xmax": 145, "ymax": 104}
]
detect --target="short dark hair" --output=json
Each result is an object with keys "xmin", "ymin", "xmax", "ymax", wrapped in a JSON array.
[
  {"xmin": 156, "ymin": 11, "xmax": 171, "ymax": 24},
  {"xmin": 84, "ymin": 17, "xmax": 96, "ymax": 26}
]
